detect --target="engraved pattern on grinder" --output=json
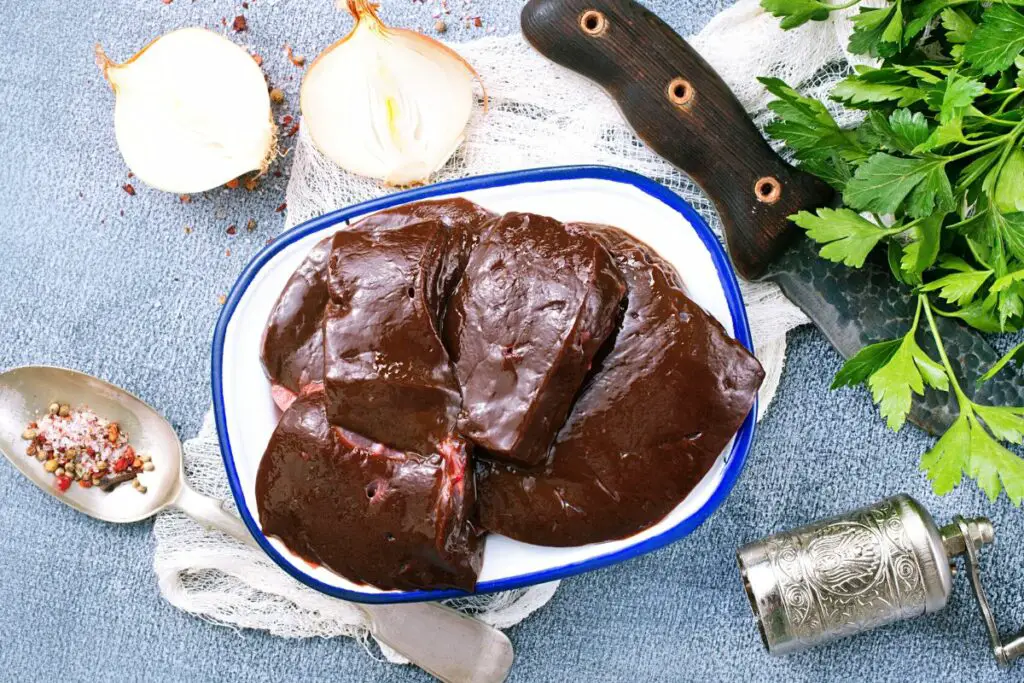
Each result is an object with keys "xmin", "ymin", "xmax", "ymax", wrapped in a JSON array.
[
  {"xmin": 763, "ymin": 499, "xmax": 929, "ymax": 648},
  {"xmin": 805, "ymin": 522, "xmax": 883, "ymax": 597}
]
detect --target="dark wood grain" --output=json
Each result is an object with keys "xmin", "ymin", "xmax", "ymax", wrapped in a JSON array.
[{"xmin": 521, "ymin": 0, "xmax": 835, "ymax": 280}]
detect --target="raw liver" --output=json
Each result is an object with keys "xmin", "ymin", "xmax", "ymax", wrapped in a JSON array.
[
  {"xmin": 256, "ymin": 389, "xmax": 481, "ymax": 591},
  {"xmin": 476, "ymin": 226, "xmax": 764, "ymax": 546},
  {"xmin": 323, "ymin": 219, "xmax": 462, "ymax": 454},
  {"xmin": 260, "ymin": 234, "xmax": 333, "ymax": 408},
  {"xmin": 443, "ymin": 213, "xmax": 626, "ymax": 466},
  {"xmin": 261, "ymin": 199, "xmax": 495, "ymax": 412}
]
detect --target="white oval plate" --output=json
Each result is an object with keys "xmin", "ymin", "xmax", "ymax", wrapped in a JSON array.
[{"xmin": 213, "ymin": 165, "xmax": 757, "ymax": 603}]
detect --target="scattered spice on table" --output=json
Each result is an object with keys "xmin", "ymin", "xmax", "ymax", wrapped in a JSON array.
[
  {"xmin": 246, "ymin": 218, "xmax": 257, "ymax": 231},
  {"xmin": 275, "ymin": 202, "xmax": 286, "ymax": 213},
  {"xmin": 284, "ymin": 44, "xmax": 306, "ymax": 67},
  {"xmin": 179, "ymin": 194, "xmax": 191, "ymax": 203},
  {"xmin": 122, "ymin": 183, "xmax": 136, "ymax": 196},
  {"xmin": 232, "ymin": 15, "xmax": 248, "ymax": 33},
  {"xmin": 225, "ymin": 178, "xmax": 240, "ymax": 190},
  {"xmin": 269, "ymin": 88, "xmax": 285, "ymax": 104},
  {"xmin": 226, "ymin": 224, "xmax": 237, "ymax": 235},
  {"xmin": 21, "ymin": 403, "xmax": 153, "ymax": 494}
]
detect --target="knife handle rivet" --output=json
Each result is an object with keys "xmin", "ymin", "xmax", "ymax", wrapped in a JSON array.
[
  {"xmin": 579, "ymin": 10, "xmax": 608, "ymax": 36},
  {"xmin": 754, "ymin": 176, "xmax": 782, "ymax": 204},
  {"xmin": 667, "ymin": 78, "xmax": 694, "ymax": 108}
]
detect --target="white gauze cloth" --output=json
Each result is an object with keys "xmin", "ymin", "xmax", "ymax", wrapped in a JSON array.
[{"xmin": 154, "ymin": 0, "xmax": 865, "ymax": 664}]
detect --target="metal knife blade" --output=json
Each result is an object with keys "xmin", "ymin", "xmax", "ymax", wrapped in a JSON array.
[{"xmin": 521, "ymin": 0, "xmax": 1024, "ymax": 435}]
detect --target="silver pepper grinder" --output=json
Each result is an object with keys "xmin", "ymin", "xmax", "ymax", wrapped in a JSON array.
[{"xmin": 736, "ymin": 494, "xmax": 1024, "ymax": 666}]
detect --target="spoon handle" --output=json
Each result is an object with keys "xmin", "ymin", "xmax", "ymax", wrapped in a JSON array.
[
  {"xmin": 169, "ymin": 483, "xmax": 513, "ymax": 681},
  {"xmin": 366, "ymin": 603, "xmax": 514, "ymax": 683},
  {"xmin": 171, "ymin": 482, "xmax": 256, "ymax": 546}
]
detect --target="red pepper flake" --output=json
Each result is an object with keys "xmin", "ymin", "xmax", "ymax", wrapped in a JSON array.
[
  {"xmin": 226, "ymin": 224, "xmax": 237, "ymax": 235},
  {"xmin": 127, "ymin": 171, "xmax": 134, "ymax": 178},
  {"xmin": 474, "ymin": 16, "xmax": 483, "ymax": 27},
  {"xmin": 275, "ymin": 202, "xmax": 287, "ymax": 213},
  {"xmin": 232, "ymin": 15, "xmax": 248, "ymax": 32},
  {"xmin": 285, "ymin": 44, "xmax": 306, "ymax": 67},
  {"xmin": 266, "ymin": 237, "xmax": 275, "ymax": 245},
  {"xmin": 179, "ymin": 194, "xmax": 191, "ymax": 203},
  {"xmin": 122, "ymin": 183, "xmax": 136, "ymax": 196},
  {"xmin": 273, "ymin": 170, "xmax": 282, "ymax": 178},
  {"xmin": 225, "ymin": 178, "xmax": 240, "ymax": 190},
  {"xmin": 281, "ymin": 114, "xmax": 294, "ymax": 126},
  {"xmin": 286, "ymin": 122, "xmax": 300, "ymax": 137},
  {"xmin": 242, "ymin": 1, "xmax": 249, "ymax": 7},
  {"xmin": 218, "ymin": 294, "xmax": 227, "ymax": 305},
  {"xmin": 244, "ymin": 176, "xmax": 259, "ymax": 192},
  {"xmin": 251, "ymin": 53, "xmax": 263, "ymax": 66},
  {"xmin": 225, "ymin": 248, "xmax": 232, "ymax": 256},
  {"xmin": 161, "ymin": 0, "xmax": 172, "ymax": 4}
]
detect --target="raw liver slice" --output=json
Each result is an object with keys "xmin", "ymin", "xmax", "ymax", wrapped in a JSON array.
[
  {"xmin": 261, "ymin": 199, "xmax": 495, "ymax": 412},
  {"xmin": 256, "ymin": 389, "xmax": 481, "ymax": 592},
  {"xmin": 261, "ymin": 235, "xmax": 333, "ymax": 410},
  {"xmin": 324, "ymin": 220, "xmax": 462, "ymax": 454},
  {"xmin": 443, "ymin": 213, "xmax": 626, "ymax": 466},
  {"xmin": 476, "ymin": 226, "xmax": 765, "ymax": 546}
]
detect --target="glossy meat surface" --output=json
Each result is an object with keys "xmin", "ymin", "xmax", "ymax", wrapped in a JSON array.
[
  {"xmin": 444, "ymin": 213, "xmax": 626, "ymax": 466},
  {"xmin": 324, "ymin": 220, "xmax": 462, "ymax": 454},
  {"xmin": 261, "ymin": 199, "xmax": 495, "ymax": 412},
  {"xmin": 477, "ymin": 226, "xmax": 764, "ymax": 546},
  {"xmin": 255, "ymin": 389, "xmax": 482, "ymax": 592},
  {"xmin": 261, "ymin": 235, "xmax": 333, "ymax": 406}
]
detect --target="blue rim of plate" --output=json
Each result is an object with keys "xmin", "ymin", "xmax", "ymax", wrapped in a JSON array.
[{"xmin": 212, "ymin": 165, "xmax": 757, "ymax": 604}]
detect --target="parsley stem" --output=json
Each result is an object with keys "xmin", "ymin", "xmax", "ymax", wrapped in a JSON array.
[
  {"xmin": 921, "ymin": 294, "xmax": 971, "ymax": 408},
  {"xmin": 997, "ymin": 91, "xmax": 1023, "ymax": 115},
  {"xmin": 821, "ymin": 0, "xmax": 861, "ymax": 9}
]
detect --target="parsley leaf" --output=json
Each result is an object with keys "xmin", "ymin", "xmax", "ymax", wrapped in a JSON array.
[
  {"xmin": 978, "ymin": 340, "xmax": 1024, "ymax": 383},
  {"xmin": 761, "ymin": 0, "xmax": 834, "ymax": 29},
  {"xmin": 940, "ymin": 7, "xmax": 977, "ymax": 43},
  {"xmin": 922, "ymin": 411, "xmax": 1024, "ymax": 504},
  {"xmin": 963, "ymin": 5, "xmax": 1024, "ymax": 75},
  {"xmin": 866, "ymin": 330, "xmax": 949, "ymax": 431},
  {"xmin": 994, "ymin": 149, "xmax": 1024, "ymax": 214},
  {"xmin": 919, "ymin": 268, "xmax": 993, "ymax": 306},
  {"xmin": 843, "ymin": 153, "xmax": 946, "ymax": 215},
  {"xmin": 791, "ymin": 208, "xmax": 897, "ymax": 267},
  {"xmin": 920, "ymin": 412, "xmax": 970, "ymax": 494},
  {"xmin": 939, "ymin": 72, "xmax": 984, "ymax": 124},
  {"xmin": 832, "ymin": 338, "xmax": 903, "ymax": 388}
]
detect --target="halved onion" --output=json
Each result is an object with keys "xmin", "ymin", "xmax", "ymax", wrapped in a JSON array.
[
  {"xmin": 300, "ymin": 0, "xmax": 483, "ymax": 186},
  {"xmin": 97, "ymin": 28, "xmax": 276, "ymax": 194}
]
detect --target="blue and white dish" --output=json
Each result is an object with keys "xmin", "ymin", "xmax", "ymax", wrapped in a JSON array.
[{"xmin": 212, "ymin": 165, "xmax": 757, "ymax": 603}]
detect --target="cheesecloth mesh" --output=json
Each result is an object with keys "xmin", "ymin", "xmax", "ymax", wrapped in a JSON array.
[{"xmin": 153, "ymin": 0, "xmax": 871, "ymax": 665}]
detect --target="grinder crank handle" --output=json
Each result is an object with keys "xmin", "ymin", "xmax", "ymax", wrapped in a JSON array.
[{"xmin": 520, "ymin": 0, "xmax": 834, "ymax": 280}]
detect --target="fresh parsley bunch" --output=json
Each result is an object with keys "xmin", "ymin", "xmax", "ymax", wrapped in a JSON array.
[{"xmin": 760, "ymin": 0, "xmax": 1024, "ymax": 503}]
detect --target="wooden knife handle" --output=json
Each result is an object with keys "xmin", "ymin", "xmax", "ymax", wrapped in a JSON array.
[{"xmin": 521, "ymin": 0, "xmax": 834, "ymax": 280}]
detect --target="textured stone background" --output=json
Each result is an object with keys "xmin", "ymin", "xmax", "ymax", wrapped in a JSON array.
[{"xmin": 0, "ymin": 1, "xmax": 1021, "ymax": 681}]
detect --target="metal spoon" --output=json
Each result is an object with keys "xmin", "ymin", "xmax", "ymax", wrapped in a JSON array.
[{"xmin": 0, "ymin": 365, "xmax": 513, "ymax": 683}]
